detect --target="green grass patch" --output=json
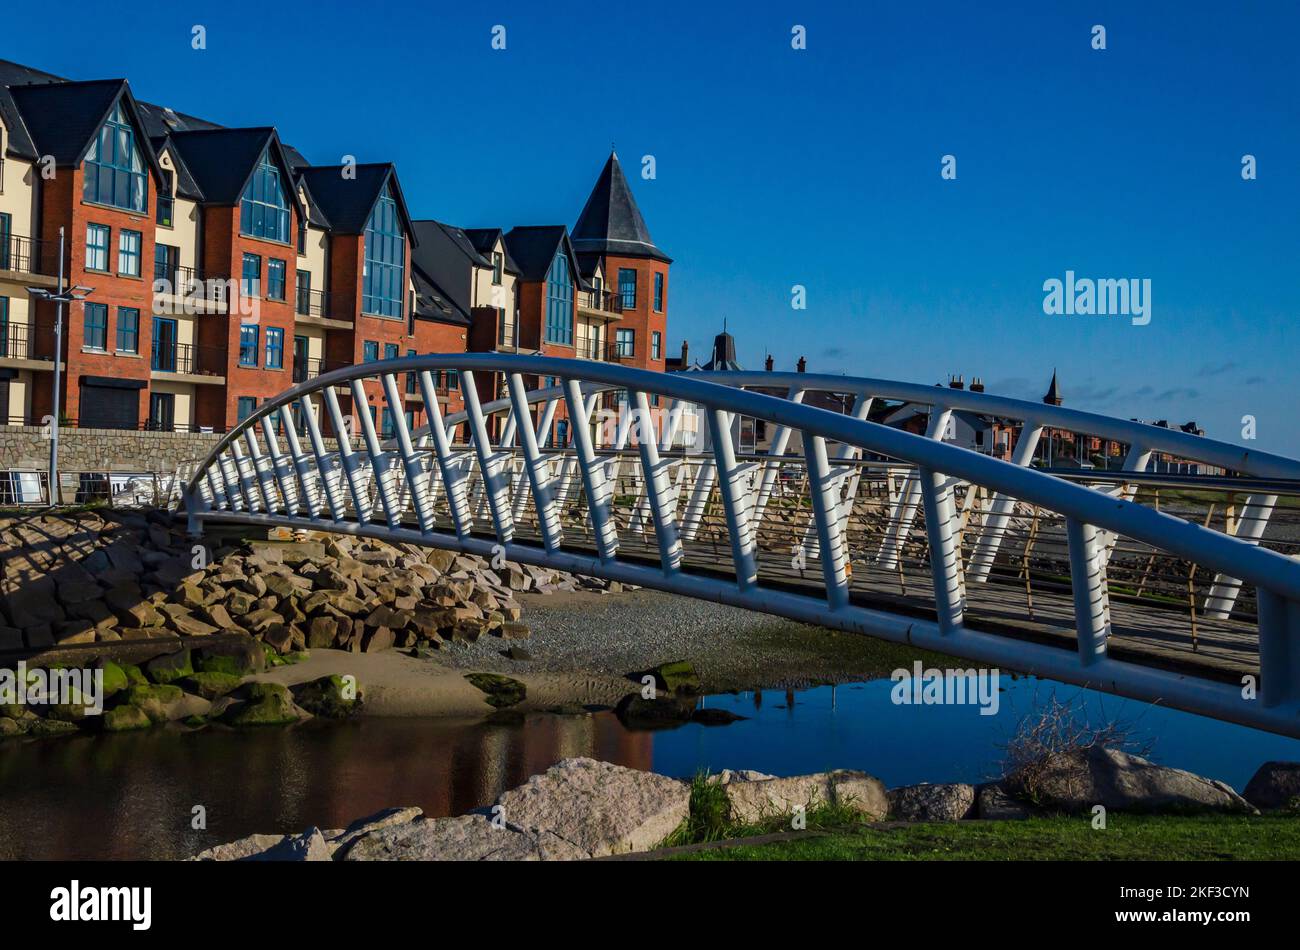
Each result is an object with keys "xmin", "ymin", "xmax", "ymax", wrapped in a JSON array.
[{"xmin": 668, "ymin": 814, "xmax": 1300, "ymax": 861}]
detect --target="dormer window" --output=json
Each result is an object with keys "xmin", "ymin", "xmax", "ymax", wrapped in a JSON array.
[
  {"xmin": 240, "ymin": 146, "xmax": 290, "ymax": 243},
  {"xmin": 83, "ymin": 101, "xmax": 147, "ymax": 213}
]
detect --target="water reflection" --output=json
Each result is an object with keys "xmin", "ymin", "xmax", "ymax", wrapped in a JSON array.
[{"xmin": 3, "ymin": 674, "xmax": 1299, "ymax": 860}]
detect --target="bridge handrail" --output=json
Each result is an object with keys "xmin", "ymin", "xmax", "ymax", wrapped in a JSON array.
[{"xmin": 185, "ymin": 353, "xmax": 1300, "ymax": 603}]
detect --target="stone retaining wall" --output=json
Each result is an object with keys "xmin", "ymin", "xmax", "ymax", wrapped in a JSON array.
[{"xmin": 0, "ymin": 426, "xmax": 220, "ymax": 474}]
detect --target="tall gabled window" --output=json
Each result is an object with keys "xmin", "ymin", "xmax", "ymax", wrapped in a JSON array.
[
  {"xmin": 618, "ymin": 268, "xmax": 637, "ymax": 310},
  {"xmin": 362, "ymin": 183, "xmax": 404, "ymax": 318},
  {"xmin": 240, "ymin": 146, "xmax": 291, "ymax": 243},
  {"xmin": 544, "ymin": 251, "xmax": 573, "ymax": 346},
  {"xmin": 492, "ymin": 252, "xmax": 503, "ymax": 285},
  {"xmin": 83, "ymin": 100, "xmax": 147, "ymax": 213}
]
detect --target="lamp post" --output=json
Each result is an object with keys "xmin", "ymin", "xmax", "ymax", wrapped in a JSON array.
[{"xmin": 28, "ymin": 226, "xmax": 93, "ymax": 507}]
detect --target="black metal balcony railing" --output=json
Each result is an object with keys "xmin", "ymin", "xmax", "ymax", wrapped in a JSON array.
[
  {"xmin": 295, "ymin": 286, "xmax": 345, "ymax": 320},
  {"xmin": 609, "ymin": 340, "xmax": 635, "ymax": 361},
  {"xmin": 0, "ymin": 322, "xmax": 53, "ymax": 362},
  {"xmin": 293, "ymin": 356, "xmax": 324, "ymax": 384},
  {"xmin": 577, "ymin": 288, "xmax": 625, "ymax": 316},
  {"xmin": 153, "ymin": 264, "xmax": 229, "ymax": 304},
  {"xmin": 151, "ymin": 340, "xmax": 223, "ymax": 376},
  {"xmin": 0, "ymin": 233, "xmax": 57, "ymax": 277}
]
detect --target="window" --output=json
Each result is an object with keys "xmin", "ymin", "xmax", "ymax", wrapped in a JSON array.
[
  {"xmin": 154, "ymin": 243, "xmax": 179, "ymax": 284},
  {"xmin": 241, "ymin": 253, "xmax": 261, "ymax": 297},
  {"xmin": 653, "ymin": 272, "xmax": 664, "ymax": 312},
  {"xmin": 652, "ymin": 330, "xmax": 662, "ymax": 361},
  {"xmin": 117, "ymin": 229, "xmax": 141, "ymax": 276},
  {"xmin": 237, "ymin": 396, "xmax": 257, "ymax": 423},
  {"xmin": 447, "ymin": 369, "xmax": 459, "ymax": 391},
  {"xmin": 492, "ymin": 252, "xmax": 503, "ymax": 285},
  {"xmin": 267, "ymin": 258, "xmax": 286, "ymax": 300},
  {"xmin": 362, "ymin": 183, "xmax": 404, "ymax": 318},
  {"xmin": 0, "ymin": 297, "xmax": 8, "ymax": 359},
  {"xmin": 295, "ymin": 269, "xmax": 311, "ymax": 314},
  {"xmin": 156, "ymin": 170, "xmax": 174, "ymax": 227},
  {"xmin": 0, "ymin": 213, "xmax": 9, "ymax": 270},
  {"xmin": 498, "ymin": 307, "xmax": 515, "ymax": 348},
  {"xmin": 86, "ymin": 224, "xmax": 110, "ymax": 271},
  {"xmin": 615, "ymin": 328, "xmax": 635, "ymax": 357},
  {"xmin": 84, "ymin": 302, "xmax": 108, "ymax": 350},
  {"xmin": 240, "ymin": 146, "xmax": 291, "ymax": 243},
  {"xmin": 406, "ymin": 348, "xmax": 417, "ymax": 393},
  {"xmin": 265, "ymin": 327, "xmax": 284, "ymax": 369},
  {"xmin": 363, "ymin": 340, "xmax": 379, "ymax": 362},
  {"xmin": 618, "ymin": 268, "xmax": 637, "ymax": 309},
  {"xmin": 384, "ymin": 342, "xmax": 398, "ymax": 361},
  {"xmin": 297, "ymin": 219, "xmax": 307, "ymax": 255},
  {"xmin": 83, "ymin": 100, "xmax": 147, "ymax": 213},
  {"xmin": 544, "ymin": 251, "xmax": 573, "ymax": 345},
  {"xmin": 380, "ymin": 408, "xmax": 395, "ymax": 440},
  {"xmin": 116, "ymin": 307, "xmax": 139, "ymax": 353},
  {"xmin": 239, "ymin": 324, "xmax": 259, "ymax": 366}
]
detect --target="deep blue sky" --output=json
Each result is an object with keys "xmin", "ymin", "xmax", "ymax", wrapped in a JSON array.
[{"xmin": 7, "ymin": 1, "xmax": 1298, "ymax": 451}]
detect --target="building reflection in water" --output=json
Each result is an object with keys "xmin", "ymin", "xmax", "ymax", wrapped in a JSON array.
[{"xmin": 0, "ymin": 712, "xmax": 652, "ymax": 861}]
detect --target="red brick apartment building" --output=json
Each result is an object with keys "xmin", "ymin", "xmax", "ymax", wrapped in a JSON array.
[{"xmin": 0, "ymin": 59, "xmax": 669, "ymax": 444}]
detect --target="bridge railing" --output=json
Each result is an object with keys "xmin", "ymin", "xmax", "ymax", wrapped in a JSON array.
[{"xmin": 184, "ymin": 354, "xmax": 1300, "ymax": 737}]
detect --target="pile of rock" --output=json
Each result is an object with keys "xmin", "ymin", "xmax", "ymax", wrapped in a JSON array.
[{"xmin": 0, "ymin": 510, "xmax": 625, "ymax": 655}]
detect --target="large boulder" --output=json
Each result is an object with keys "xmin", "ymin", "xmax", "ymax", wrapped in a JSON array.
[
  {"xmin": 1242, "ymin": 762, "xmax": 1300, "ymax": 811},
  {"xmin": 343, "ymin": 814, "xmax": 584, "ymax": 861},
  {"xmin": 326, "ymin": 807, "xmax": 422, "ymax": 855},
  {"xmin": 1007, "ymin": 747, "xmax": 1256, "ymax": 814},
  {"xmin": 145, "ymin": 649, "xmax": 193, "ymax": 685},
  {"xmin": 195, "ymin": 638, "xmax": 266, "ymax": 677},
  {"xmin": 976, "ymin": 782, "xmax": 1038, "ymax": 820},
  {"xmin": 494, "ymin": 758, "xmax": 690, "ymax": 857},
  {"xmin": 292, "ymin": 675, "xmax": 360, "ymax": 719},
  {"xmin": 192, "ymin": 834, "xmax": 287, "ymax": 861},
  {"xmin": 221, "ymin": 682, "xmax": 304, "ymax": 727},
  {"xmin": 243, "ymin": 828, "xmax": 332, "ymax": 861},
  {"xmin": 123, "ymin": 684, "xmax": 211, "ymax": 723},
  {"xmin": 722, "ymin": 770, "xmax": 889, "ymax": 823},
  {"xmin": 887, "ymin": 783, "xmax": 976, "ymax": 821}
]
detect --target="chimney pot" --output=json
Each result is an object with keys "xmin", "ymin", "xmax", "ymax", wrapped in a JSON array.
[
  {"xmin": 764, "ymin": 354, "xmax": 774, "ymax": 372},
  {"xmin": 796, "ymin": 356, "xmax": 807, "ymax": 373}
]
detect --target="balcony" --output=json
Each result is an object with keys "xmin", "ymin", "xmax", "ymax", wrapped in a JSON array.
[
  {"xmin": 0, "ymin": 321, "xmax": 56, "ymax": 367},
  {"xmin": 152, "ymin": 263, "xmax": 229, "ymax": 314},
  {"xmin": 577, "ymin": 288, "xmax": 624, "ymax": 319},
  {"xmin": 607, "ymin": 340, "xmax": 635, "ymax": 363},
  {"xmin": 295, "ymin": 286, "xmax": 353, "ymax": 329},
  {"xmin": 150, "ymin": 340, "xmax": 225, "ymax": 384},
  {"xmin": 0, "ymin": 233, "xmax": 59, "ymax": 287}
]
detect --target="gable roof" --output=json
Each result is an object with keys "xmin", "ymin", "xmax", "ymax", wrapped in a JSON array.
[
  {"xmin": 408, "ymin": 220, "xmax": 483, "ymax": 322},
  {"xmin": 296, "ymin": 163, "xmax": 415, "ymax": 239},
  {"xmin": 150, "ymin": 134, "xmax": 205, "ymax": 201},
  {"xmin": 0, "ymin": 84, "xmax": 38, "ymax": 159},
  {"xmin": 571, "ymin": 151, "xmax": 670, "ymax": 263},
  {"xmin": 463, "ymin": 228, "xmax": 521, "ymax": 275},
  {"xmin": 167, "ymin": 128, "xmax": 304, "ymax": 221},
  {"xmin": 6, "ymin": 78, "xmax": 165, "ymax": 187},
  {"xmin": 503, "ymin": 225, "xmax": 589, "ymax": 287}
]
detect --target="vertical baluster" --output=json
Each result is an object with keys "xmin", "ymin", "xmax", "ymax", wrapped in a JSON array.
[
  {"xmin": 708, "ymin": 408, "xmax": 757, "ymax": 590},
  {"xmin": 563, "ymin": 377, "xmax": 616, "ymax": 559},
  {"xmin": 349, "ymin": 379, "xmax": 401, "ymax": 528},
  {"xmin": 633, "ymin": 390, "xmax": 682, "ymax": 573},
  {"xmin": 280, "ymin": 403, "xmax": 321, "ymax": 518},
  {"xmin": 461, "ymin": 370, "xmax": 514, "ymax": 543},
  {"xmin": 967, "ymin": 423, "xmax": 1044, "ymax": 582},
  {"xmin": 302, "ymin": 393, "xmax": 346, "ymax": 522},
  {"xmin": 1066, "ymin": 517, "xmax": 1109, "ymax": 664},
  {"xmin": 805, "ymin": 434, "xmax": 850, "ymax": 610},
  {"xmin": 920, "ymin": 467, "xmax": 965, "ymax": 634},
  {"xmin": 419, "ymin": 370, "xmax": 472, "ymax": 538},
  {"xmin": 259, "ymin": 414, "xmax": 299, "ymax": 515},
  {"xmin": 381, "ymin": 373, "xmax": 434, "ymax": 533},
  {"xmin": 508, "ymin": 373, "xmax": 561, "ymax": 551},
  {"xmin": 323, "ymin": 385, "xmax": 371, "ymax": 522}
]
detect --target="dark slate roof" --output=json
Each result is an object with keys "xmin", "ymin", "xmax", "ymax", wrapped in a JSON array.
[
  {"xmin": 134, "ymin": 99, "xmax": 222, "ymax": 138},
  {"xmin": 1044, "ymin": 370, "xmax": 1062, "ymax": 404},
  {"xmin": 503, "ymin": 225, "xmax": 589, "ymax": 288},
  {"xmin": 700, "ymin": 331, "xmax": 742, "ymax": 372},
  {"xmin": 167, "ymin": 127, "xmax": 304, "ymax": 223},
  {"xmin": 296, "ymin": 164, "xmax": 415, "ymax": 239},
  {"xmin": 571, "ymin": 151, "xmax": 670, "ymax": 263},
  {"xmin": 150, "ymin": 135, "xmax": 205, "ymax": 201},
  {"xmin": 409, "ymin": 220, "xmax": 483, "ymax": 322},
  {"xmin": 0, "ymin": 84, "xmax": 37, "ymax": 159},
  {"xmin": 463, "ymin": 228, "xmax": 521, "ymax": 275},
  {"xmin": 411, "ymin": 265, "xmax": 470, "ymax": 326}
]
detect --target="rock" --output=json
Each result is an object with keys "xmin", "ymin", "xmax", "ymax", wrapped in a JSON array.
[
  {"xmin": 97, "ymin": 661, "xmax": 130, "ymax": 698},
  {"xmin": 887, "ymin": 783, "xmax": 976, "ymax": 821},
  {"xmin": 1007, "ymin": 746, "xmax": 1257, "ymax": 815},
  {"xmin": 976, "ymin": 782, "xmax": 1038, "ymax": 820},
  {"xmin": 180, "ymin": 672, "xmax": 243, "ymax": 699},
  {"xmin": 201, "ymin": 604, "xmax": 236, "ymax": 631},
  {"xmin": 308, "ymin": 616, "xmax": 341, "ymax": 649},
  {"xmin": 222, "ymin": 682, "xmax": 303, "ymax": 727},
  {"xmin": 292, "ymin": 675, "xmax": 360, "ymax": 719},
  {"xmin": 464, "ymin": 672, "xmax": 526, "ymax": 708},
  {"xmin": 166, "ymin": 609, "xmax": 219, "ymax": 637},
  {"xmin": 145, "ymin": 649, "xmax": 193, "ymax": 685},
  {"xmin": 193, "ymin": 834, "xmax": 288, "ymax": 861},
  {"xmin": 723, "ymin": 770, "xmax": 889, "ymax": 823},
  {"xmin": 102, "ymin": 704, "xmax": 152, "ymax": 731},
  {"xmin": 0, "ymin": 626, "xmax": 22, "ymax": 651},
  {"xmin": 690, "ymin": 708, "xmax": 747, "ymax": 726},
  {"xmin": 1242, "ymin": 761, "xmax": 1300, "ymax": 811},
  {"xmin": 5, "ymin": 578, "xmax": 66, "ymax": 627},
  {"xmin": 124, "ymin": 684, "xmax": 211, "ymax": 723},
  {"xmin": 327, "ymin": 806, "xmax": 423, "ymax": 855},
  {"xmin": 226, "ymin": 590, "xmax": 256, "ymax": 616},
  {"xmin": 645, "ymin": 660, "xmax": 700, "ymax": 694},
  {"xmin": 614, "ymin": 694, "xmax": 697, "ymax": 730},
  {"xmin": 504, "ymin": 646, "xmax": 532, "ymax": 661},
  {"xmin": 196, "ymin": 638, "xmax": 266, "ymax": 677},
  {"xmin": 497, "ymin": 621, "xmax": 530, "ymax": 640},
  {"xmin": 362, "ymin": 626, "xmax": 396, "ymax": 653},
  {"xmin": 243, "ymin": 827, "xmax": 332, "ymax": 861},
  {"xmin": 343, "ymin": 814, "xmax": 573, "ymax": 861},
  {"xmin": 0, "ymin": 716, "xmax": 26, "ymax": 736},
  {"xmin": 707, "ymin": 769, "xmax": 776, "ymax": 784},
  {"xmin": 494, "ymin": 758, "xmax": 689, "ymax": 857},
  {"xmin": 262, "ymin": 624, "xmax": 295, "ymax": 654}
]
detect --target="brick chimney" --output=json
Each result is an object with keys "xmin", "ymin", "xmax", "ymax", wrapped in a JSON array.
[
  {"xmin": 796, "ymin": 356, "xmax": 807, "ymax": 373},
  {"xmin": 765, "ymin": 354, "xmax": 774, "ymax": 372},
  {"xmin": 970, "ymin": 377, "xmax": 985, "ymax": 393},
  {"xmin": 680, "ymin": 340, "xmax": 689, "ymax": 364},
  {"xmin": 948, "ymin": 374, "xmax": 964, "ymax": 390}
]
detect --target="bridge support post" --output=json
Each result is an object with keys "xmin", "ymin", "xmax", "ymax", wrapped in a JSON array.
[
  {"xmin": 920, "ymin": 467, "xmax": 964, "ymax": 634},
  {"xmin": 1203, "ymin": 494, "xmax": 1278, "ymax": 620},
  {"xmin": 1066, "ymin": 517, "xmax": 1110, "ymax": 665},
  {"xmin": 806, "ymin": 435, "xmax": 850, "ymax": 610},
  {"xmin": 1259, "ymin": 589, "xmax": 1300, "ymax": 708},
  {"xmin": 966, "ymin": 423, "xmax": 1043, "ymax": 583}
]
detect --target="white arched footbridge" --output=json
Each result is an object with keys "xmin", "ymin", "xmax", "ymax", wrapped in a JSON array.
[{"xmin": 183, "ymin": 355, "xmax": 1300, "ymax": 738}]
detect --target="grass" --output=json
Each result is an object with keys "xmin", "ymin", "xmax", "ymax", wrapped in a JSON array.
[{"xmin": 667, "ymin": 814, "xmax": 1300, "ymax": 861}]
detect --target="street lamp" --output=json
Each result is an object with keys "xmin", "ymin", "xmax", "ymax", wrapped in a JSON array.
[{"xmin": 27, "ymin": 226, "xmax": 93, "ymax": 507}]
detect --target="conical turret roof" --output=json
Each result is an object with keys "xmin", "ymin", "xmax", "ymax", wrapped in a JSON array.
[{"xmin": 572, "ymin": 151, "xmax": 671, "ymax": 263}]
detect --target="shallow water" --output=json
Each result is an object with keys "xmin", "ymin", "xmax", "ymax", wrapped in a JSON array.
[{"xmin": 2, "ymin": 674, "xmax": 1297, "ymax": 860}]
